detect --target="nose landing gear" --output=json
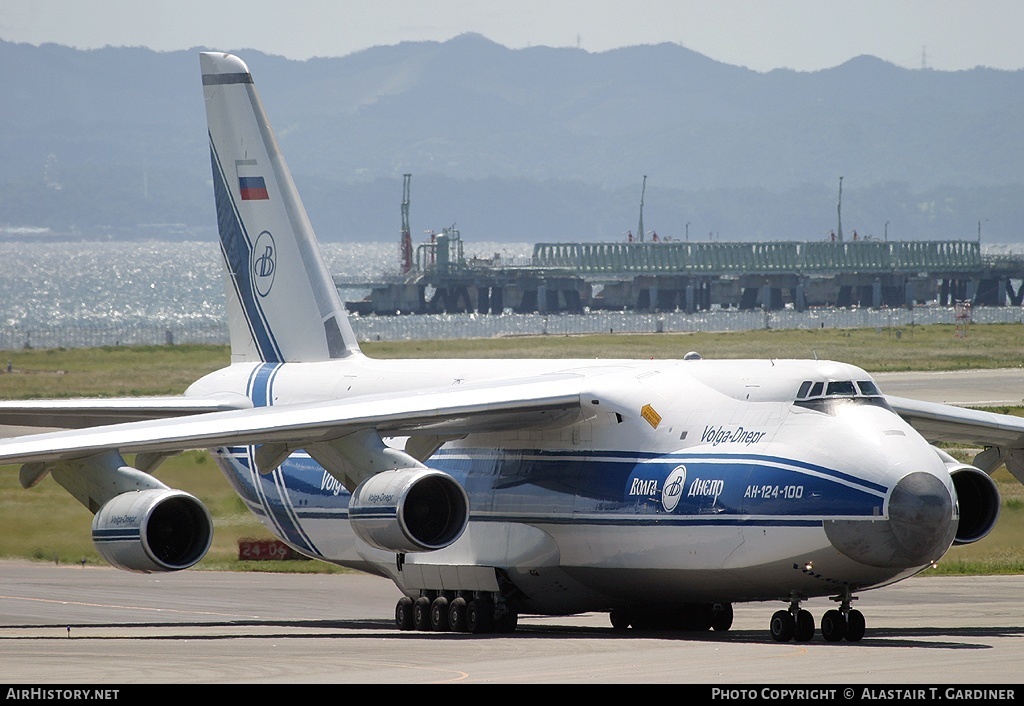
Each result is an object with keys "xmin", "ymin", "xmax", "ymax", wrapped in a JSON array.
[
  {"xmin": 769, "ymin": 596, "xmax": 815, "ymax": 642},
  {"xmin": 821, "ymin": 591, "xmax": 865, "ymax": 642},
  {"xmin": 769, "ymin": 590, "xmax": 864, "ymax": 643}
]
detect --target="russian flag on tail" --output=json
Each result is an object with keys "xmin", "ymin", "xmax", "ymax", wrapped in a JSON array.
[{"xmin": 239, "ymin": 175, "xmax": 269, "ymax": 200}]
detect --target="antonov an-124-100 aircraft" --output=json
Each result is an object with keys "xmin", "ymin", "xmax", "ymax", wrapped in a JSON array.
[{"xmin": 1, "ymin": 52, "xmax": 1023, "ymax": 642}]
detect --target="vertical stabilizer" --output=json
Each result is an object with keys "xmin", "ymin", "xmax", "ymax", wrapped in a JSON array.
[{"xmin": 200, "ymin": 52, "xmax": 360, "ymax": 363}]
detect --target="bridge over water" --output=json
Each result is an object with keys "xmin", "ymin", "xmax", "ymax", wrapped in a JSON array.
[
  {"xmin": 343, "ymin": 238, "xmax": 1024, "ymax": 315},
  {"xmin": 531, "ymin": 240, "xmax": 985, "ymax": 275}
]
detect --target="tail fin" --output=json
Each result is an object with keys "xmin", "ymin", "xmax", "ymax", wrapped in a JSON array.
[{"xmin": 200, "ymin": 52, "xmax": 360, "ymax": 363}]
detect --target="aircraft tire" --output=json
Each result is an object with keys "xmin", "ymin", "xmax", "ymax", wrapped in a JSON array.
[
  {"xmin": 467, "ymin": 598, "xmax": 494, "ymax": 634},
  {"xmin": 448, "ymin": 597, "xmax": 468, "ymax": 632},
  {"xmin": 794, "ymin": 609, "xmax": 815, "ymax": 642},
  {"xmin": 628, "ymin": 609, "xmax": 656, "ymax": 630},
  {"xmin": 609, "ymin": 608, "xmax": 631, "ymax": 630},
  {"xmin": 413, "ymin": 596, "xmax": 433, "ymax": 631},
  {"xmin": 430, "ymin": 596, "xmax": 450, "ymax": 631},
  {"xmin": 395, "ymin": 596, "xmax": 415, "ymax": 631},
  {"xmin": 679, "ymin": 603, "xmax": 714, "ymax": 631},
  {"xmin": 710, "ymin": 603, "xmax": 734, "ymax": 632},
  {"xmin": 770, "ymin": 610, "xmax": 795, "ymax": 642},
  {"xmin": 845, "ymin": 609, "xmax": 866, "ymax": 642},
  {"xmin": 495, "ymin": 604, "xmax": 518, "ymax": 633},
  {"xmin": 821, "ymin": 609, "xmax": 847, "ymax": 642}
]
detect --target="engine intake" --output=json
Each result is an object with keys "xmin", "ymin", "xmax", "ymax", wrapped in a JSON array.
[
  {"xmin": 949, "ymin": 463, "xmax": 1001, "ymax": 545},
  {"xmin": 348, "ymin": 468, "xmax": 469, "ymax": 552},
  {"xmin": 92, "ymin": 489, "xmax": 213, "ymax": 572}
]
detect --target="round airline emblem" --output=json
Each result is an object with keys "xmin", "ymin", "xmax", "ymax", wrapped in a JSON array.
[
  {"xmin": 662, "ymin": 464, "xmax": 687, "ymax": 512},
  {"xmin": 252, "ymin": 230, "xmax": 276, "ymax": 297}
]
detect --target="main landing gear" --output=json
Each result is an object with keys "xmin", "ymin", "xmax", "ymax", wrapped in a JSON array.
[
  {"xmin": 395, "ymin": 590, "xmax": 518, "ymax": 634},
  {"xmin": 608, "ymin": 602, "xmax": 734, "ymax": 632},
  {"xmin": 770, "ymin": 591, "xmax": 864, "ymax": 643}
]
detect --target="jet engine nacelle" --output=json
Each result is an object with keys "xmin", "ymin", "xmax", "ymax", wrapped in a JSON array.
[
  {"xmin": 91, "ymin": 489, "xmax": 214, "ymax": 572},
  {"xmin": 348, "ymin": 468, "xmax": 470, "ymax": 553},
  {"xmin": 948, "ymin": 462, "xmax": 1000, "ymax": 545}
]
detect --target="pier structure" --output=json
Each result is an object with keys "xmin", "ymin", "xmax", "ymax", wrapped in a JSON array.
[{"xmin": 341, "ymin": 233, "xmax": 1024, "ymax": 316}]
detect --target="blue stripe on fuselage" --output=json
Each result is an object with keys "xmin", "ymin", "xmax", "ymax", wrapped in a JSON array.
[
  {"xmin": 432, "ymin": 447, "xmax": 888, "ymax": 496},
  {"xmin": 246, "ymin": 362, "xmax": 281, "ymax": 408},
  {"xmin": 215, "ymin": 445, "xmax": 889, "ymax": 557},
  {"xmin": 429, "ymin": 448, "xmax": 885, "ymax": 521},
  {"xmin": 225, "ymin": 362, "xmax": 325, "ymax": 556},
  {"xmin": 214, "ymin": 449, "xmax": 344, "ymax": 556}
]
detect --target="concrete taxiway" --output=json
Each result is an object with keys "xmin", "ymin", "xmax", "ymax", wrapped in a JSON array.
[
  {"xmin": 874, "ymin": 367, "xmax": 1024, "ymax": 407},
  {"xmin": 1, "ymin": 561, "xmax": 1023, "ymax": 684}
]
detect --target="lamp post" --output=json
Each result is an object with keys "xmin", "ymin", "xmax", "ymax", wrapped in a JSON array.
[{"xmin": 837, "ymin": 176, "xmax": 844, "ymax": 242}]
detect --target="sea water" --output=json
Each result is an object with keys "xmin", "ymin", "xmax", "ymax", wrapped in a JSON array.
[{"xmin": 0, "ymin": 240, "xmax": 1020, "ymax": 350}]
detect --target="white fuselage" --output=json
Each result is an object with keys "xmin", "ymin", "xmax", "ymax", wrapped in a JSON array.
[{"xmin": 190, "ymin": 354, "xmax": 957, "ymax": 615}]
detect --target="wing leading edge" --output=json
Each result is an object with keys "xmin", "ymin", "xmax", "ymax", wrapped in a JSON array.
[
  {"xmin": 0, "ymin": 394, "xmax": 251, "ymax": 429},
  {"xmin": 0, "ymin": 373, "xmax": 586, "ymax": 468},
  {"xmin": 888, "ymin": 394, "xmax": 1024, "ymax": 480}
]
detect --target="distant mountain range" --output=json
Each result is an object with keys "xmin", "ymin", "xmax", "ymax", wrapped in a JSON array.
[{"xmin": 1, "ymin": 35, "xmax": 1022, "ymax": 245}]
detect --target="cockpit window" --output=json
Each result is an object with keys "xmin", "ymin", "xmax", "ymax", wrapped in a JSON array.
[
  {"xmin": 826, "ymin": 380, "xmax": 857, "ymax": 397},
  {"xmin": 857, "ymin": 380, "xmax": 881, "ymax": 396},
  {"xmin": 794, "ymin": 378, "xmax": 893, "ymax": 415}
]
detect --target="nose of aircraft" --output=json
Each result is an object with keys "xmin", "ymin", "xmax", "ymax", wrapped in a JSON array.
[
  {"xmin": 824, "ymin": 471, "xmax": 957, "ymax": 569},
  {"xmin": 886, "ymin": 472, "xmax": 957, "ymax": 562}
]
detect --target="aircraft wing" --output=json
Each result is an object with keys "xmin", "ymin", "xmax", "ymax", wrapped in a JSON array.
[
  {"xmin": 0, "ymin": 374, "xmax": 585, "ymax": 467},
  {"xmin": 888, "ymin": 394, "xmax": 1024, "ymax": 481},
  {"xmin": 887, "ymin": 395, "xmax": 1024, "ymax": 449},
  {"xmin": 0, "ymin": 395, "xmax": 251, "ymax": 429}
]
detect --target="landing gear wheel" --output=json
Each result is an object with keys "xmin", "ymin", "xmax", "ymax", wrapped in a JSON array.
[
  {"xmin": 710, "ymin": 603, "xmax": 734, "ymax": 632},
  {"xmin": 821, "ymin": 609, "xmax": 847, "ymax": 642},
  {"xmin": 845, "ymin": 609, "xmax": 866, "ymax": 642},
  {"xmin": 467, "ymin": 598, "xmax": 494, "ymax": 634},
  {"xmin": 610, "ymin": 608, "xmax": 631, "ymax": 630},
  {"xmin": 395, "ymin": 596, "xmax": 414, "ymax": 631},
  {"xmin": 495, "ymin": 604, "xmax": 518, "ymax": 633},
  {"xmin": 770, "ymin": 609, "xmax": 795, "ymax": 642},
  {"xmin": 794, "ymin": 609, "xmax": 815, "ymax": 642},
  {"xmin": 448, "ymin": 596, "xmax": 468, "ymax": 632},
  {"xmin": 681, "ymin": 603, "xmax": 714, "ymax": 631},
  {"xmin": 430, "ymin": 596, "xmax": 450, "ymax": 631},
  {"xmin": 629, "ymin": 609, "xmax": 656, "ymax": 630},
  {"xmin": 413, "ymin": 596, "xmax": 433, "ymax": 631}
]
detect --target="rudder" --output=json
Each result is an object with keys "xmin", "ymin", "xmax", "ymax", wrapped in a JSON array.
[{"xmin": 200, "ymin": 52, "xmax": 360, "ymax": 363}]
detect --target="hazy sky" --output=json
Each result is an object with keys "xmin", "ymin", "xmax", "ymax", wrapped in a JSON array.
[{"xmin": 2, "ymin": 0, "xmax": 1022, "ymax": 72}]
